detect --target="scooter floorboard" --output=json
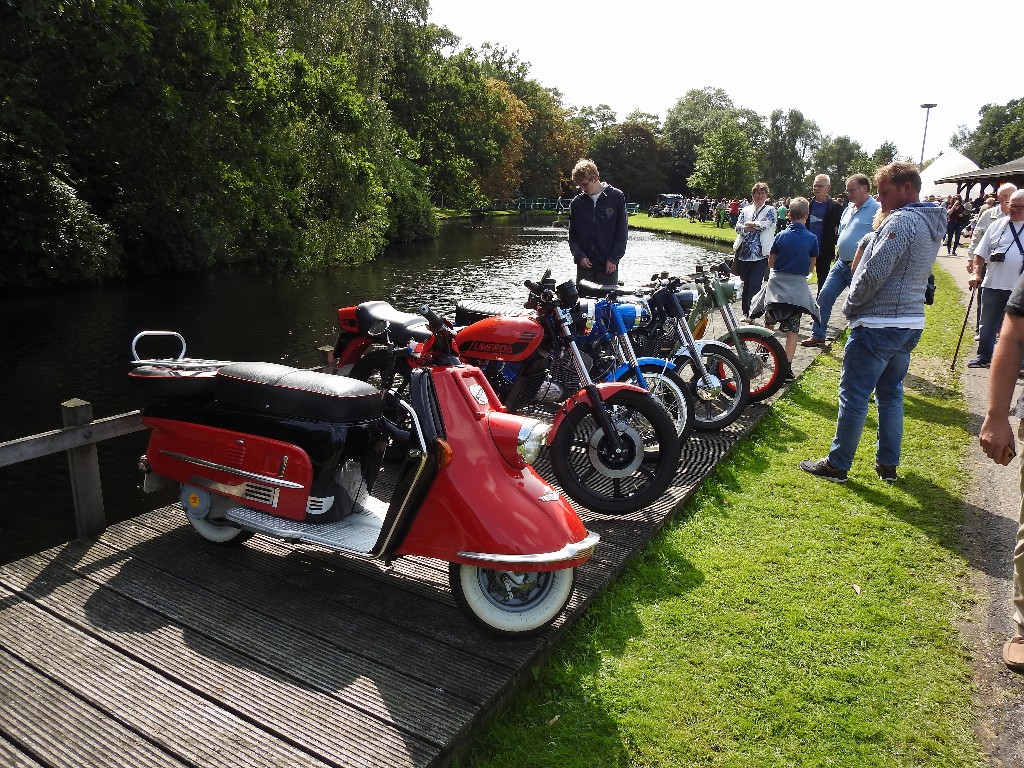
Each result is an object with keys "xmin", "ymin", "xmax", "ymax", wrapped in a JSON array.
[{"xmin": 226, "ymin": 503, "xmax": 388, "ymax": 555}]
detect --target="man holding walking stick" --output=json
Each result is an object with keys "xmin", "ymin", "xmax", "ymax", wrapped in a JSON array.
[{"xmin": 968, "ymin": 189, "xmax": 1024, "ymax": 368}]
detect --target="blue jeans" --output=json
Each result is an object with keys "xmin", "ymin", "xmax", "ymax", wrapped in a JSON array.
[
  {"xmin": 811, "ymin": 259, "xmax": 853, "ymax": 340},
  {"xmin": 827, "ymin": 326, "xmax": 923, "ymax": 471},
  {"xmin": 975, "ymin": 287, "xmax": 1011, "ymax": 363},
  {"xmin": 736, "ymin": 258, "xmax": 767, "ymax": 317}
]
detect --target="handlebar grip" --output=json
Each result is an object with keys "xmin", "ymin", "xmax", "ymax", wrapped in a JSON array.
[
  {"xmin": 419, "ymin": 306, "xmax": 448, "ymax": 332},
  {"xmin": 524, "ymin": 279, "xmax": 541, "ymax": 293}
]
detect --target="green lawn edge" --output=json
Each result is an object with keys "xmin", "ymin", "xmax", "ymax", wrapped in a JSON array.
[{"xmin": 461, "ymin": 264, "xmax": 982, "ymax": 768}]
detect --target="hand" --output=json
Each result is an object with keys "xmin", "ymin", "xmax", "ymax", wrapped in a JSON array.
[
  {"xmin": 605, "ymin": 261, "xmax": 617, "ymax": 275},
  {"xmin": 966, "ymin": 261, "xmax": 974, "ymax": 274},
  {"xmin": 580, "ymin": 257, "xmax": 592, "ymax": 268},
  {"xmin": 968, "ymin": 276, "xmax": 980, "ymax": 289},
  {"xmin": 980, "ymin": 416, "xmax": 1017, "ymax": 465}
]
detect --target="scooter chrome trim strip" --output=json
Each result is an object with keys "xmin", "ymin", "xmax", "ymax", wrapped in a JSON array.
[
  {"xmin": 159, "ymin": 450, "xmax": 306, "ymax": 489},
  {"xmin": 188, "ymin": 476, "xmax": 282, "ymax": 508},
  {"xmin": 457, "ymin": 531, "xmax": 600, "ymax": 565},
  {"xmin": 373, "ymin": 397, "xmax": 430, "ymax": 555}
]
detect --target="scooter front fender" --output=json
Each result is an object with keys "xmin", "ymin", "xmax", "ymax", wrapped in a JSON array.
[
  {"xmin": 549, "ymin": 381, "xmax": 647, "ymax": 438},
  {"xmin": 393, "ymin": 366, "xmax": 598, "ymax": 572}
]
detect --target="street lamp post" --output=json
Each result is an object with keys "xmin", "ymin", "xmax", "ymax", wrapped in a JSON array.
[{"xmin": 920, "ymin": 103, "xmax": 937, "ymax": 167}]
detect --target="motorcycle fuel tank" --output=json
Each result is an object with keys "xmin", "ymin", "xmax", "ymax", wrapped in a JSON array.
[{"xmin": 455, "ymin": 314, "xmax": 543, "ymax": 362}]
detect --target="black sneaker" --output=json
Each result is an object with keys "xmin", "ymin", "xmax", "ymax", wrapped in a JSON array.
[
  {"xmin": 967, "ymin": 357, "xmax": 990, "ymax": 368},
  {"xmin": 799, "ymin": 457, "xmax": 848, "ymax": 483},
  {"xmin": 783, "ymin": 364, "xmax": 795, "ymax": 383},
  {"xmin": 875, "ymin": 464, "xmax": 898, "ymax": 482}
]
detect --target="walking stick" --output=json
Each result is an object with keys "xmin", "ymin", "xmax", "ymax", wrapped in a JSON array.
[{"xmin": 951, "ymin": 285, "xmax": 977, "ymax": 371}]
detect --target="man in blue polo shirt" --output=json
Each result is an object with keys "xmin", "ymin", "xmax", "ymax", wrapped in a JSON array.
[{"xmin": 803, "ymin": 174, "xmax": 881, "ymax": 346}]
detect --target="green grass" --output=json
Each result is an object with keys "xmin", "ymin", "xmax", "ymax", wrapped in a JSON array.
[
  {"xmin": 630, "ymin": 213, "xmax": 738, "ymax": 247},
  {"xmin": 460, "ymin": 265, "xmax": 983, "ymax": 768}
]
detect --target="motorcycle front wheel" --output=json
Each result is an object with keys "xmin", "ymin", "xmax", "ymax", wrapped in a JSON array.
[
  {"xmin": 615, "ymin": 364, "xmax": 694, "ymax": 441},
  {"xmin": 673, "ymin": 346, "xmax": 749, "ymax": 431},
  {"xmin": 724, "ymin": 332, "xmax": 786, "ymax": 403},
  {"xmin": 449, "ymin": 563, "xmax": 575, "ymax": 636},
  {"xmin": 549, "ymin": 389, "xmax": 682, "ymax": 514}
]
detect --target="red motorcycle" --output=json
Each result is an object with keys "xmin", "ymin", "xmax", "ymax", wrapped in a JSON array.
[
  {"xmin": 330, "ymin": 278, "xmax": 682, "ymax": 515},
  {"xmin": 129, "ymin": 315, "xmax": 598, "ymax": 637}
]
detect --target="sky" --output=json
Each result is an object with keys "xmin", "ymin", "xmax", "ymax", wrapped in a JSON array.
[{"xmin": 427, "ymin": 0, "xmax": 1018, "ymax": 166}]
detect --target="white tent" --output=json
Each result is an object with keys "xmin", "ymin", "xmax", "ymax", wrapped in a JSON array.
[{"xmin": 920, "ymin": 148, "xmax": 979, "ymax": 199}]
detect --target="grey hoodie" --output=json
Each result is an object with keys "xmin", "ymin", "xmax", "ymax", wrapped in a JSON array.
[{"xmin": 842, "ymin": 203, "xmax": 946, "ymax": 322}]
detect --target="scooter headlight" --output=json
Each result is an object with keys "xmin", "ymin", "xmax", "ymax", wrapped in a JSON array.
[
  {"xmin": 488, "ymin": 412, "xmax": 550, "ymax": 468},
  {"xmin": 517, "ymin": 419, "xmax": 551, "ymax": 465}
]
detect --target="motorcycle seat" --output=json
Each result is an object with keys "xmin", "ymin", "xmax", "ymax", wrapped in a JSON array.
[
  {"xmin": 129, "ymin": 365, "xmax": 219, "ymax": 399},
  {"xmin": 356, "ymin": 301, "xmax": 431, "ymax": 341},
  {"xmin": 454, "ymin": 300, "xmax": 535, "ymax": 327},
  {"xmin": 215, "ymin": 362, "xmax": 383, "ymax": 423}
]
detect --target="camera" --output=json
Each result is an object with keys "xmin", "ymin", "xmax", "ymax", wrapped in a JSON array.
[{"xmin": 991, "ymin": 251, "xmax": 1006, "ymax": 263}]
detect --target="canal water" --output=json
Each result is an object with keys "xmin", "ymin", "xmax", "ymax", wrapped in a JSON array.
[{"xmin": 0, "ymin": 216, "xmax": 729, "ymax": 564}]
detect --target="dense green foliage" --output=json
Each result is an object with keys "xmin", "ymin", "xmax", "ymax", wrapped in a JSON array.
[
  {"xmin": 4, "ymin": 1, "xmax": 1017, "ymax": 289},
  {"xmin": 952, "ymin": 98, "xmax": 1024, "ymax": 168}
]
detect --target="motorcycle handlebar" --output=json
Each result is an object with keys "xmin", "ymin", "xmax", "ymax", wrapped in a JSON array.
[{"xmin": 418, "ymin": 306, "xmax": 450, "ymax": 333}]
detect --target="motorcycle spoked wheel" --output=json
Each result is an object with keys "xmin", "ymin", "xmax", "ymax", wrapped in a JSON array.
[
  {"xmin": 723, "ymin": 333, "xmax": 786, "ymax": 403},
  {"xmin": 185, "ymin": 509, "xmax": 253, "ymax": 546},
  {"xmin": 449, "ymin": 563, "xmax": 575, "ymax": 636},
  {"xmin": 549, "ymin": 389, "xmax": 682, "ymax": 515},
  {"xmin": 614, "ymin": 365, "xmax": 694, "ymax": 441},
  {"xmin": 673, "ymin": 346, "xmax": 749, "ymax": 431}
]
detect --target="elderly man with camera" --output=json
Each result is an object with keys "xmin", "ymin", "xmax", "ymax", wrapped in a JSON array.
[{"xmin": 968, "ymin": 189, "xmax": 1024, "ymax": 368}]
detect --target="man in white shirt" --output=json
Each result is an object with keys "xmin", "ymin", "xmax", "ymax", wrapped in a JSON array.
[{"xmin": 968, "ymin": 189, "xmax": 1024, "ymax": 368}]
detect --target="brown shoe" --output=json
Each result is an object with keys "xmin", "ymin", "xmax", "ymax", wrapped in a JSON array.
[
  {"xmin": 1003, "ymin": 636, "xmax": 1024, "ymax": 672},
  {"xmin": 800, "ymin": 337, "xmax": 826, "ymax": 347}
]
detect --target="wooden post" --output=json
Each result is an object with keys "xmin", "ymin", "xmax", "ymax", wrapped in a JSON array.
[{"xmin": 62, "ymin": 399, "xmax": 106, "ymax": 538}]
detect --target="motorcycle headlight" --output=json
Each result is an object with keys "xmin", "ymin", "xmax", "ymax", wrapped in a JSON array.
[{"xmin": 517, "ymin": 419, "xmax": 551, "ymax": 465}]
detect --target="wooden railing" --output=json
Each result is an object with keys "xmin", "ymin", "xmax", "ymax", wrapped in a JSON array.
[{"xmin": 0, "ymin": 400, "xmax": 145, "ymax": 539}]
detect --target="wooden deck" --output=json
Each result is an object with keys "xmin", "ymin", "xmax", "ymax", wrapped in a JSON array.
[{"xmin": 0, "ymin": 401, "xmax": 775, "ymax": 768}]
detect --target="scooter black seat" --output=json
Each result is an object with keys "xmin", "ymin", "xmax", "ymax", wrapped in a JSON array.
[
  {"xmin": 215, "ymin": 363, "xmax": 383, "ymax": 423},
  {"xmin": 455, "ymin": 300, "xmax": 535, "ymax": 327},
  {"xmin": 356, "ymin": 301, "xmax": 431, "ymax": 341}
]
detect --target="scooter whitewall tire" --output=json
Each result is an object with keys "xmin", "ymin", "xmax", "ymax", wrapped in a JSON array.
[
  {"xmin": 449, "ymin": 564, "xmax": 575, "ymax": 636},
  {"xmin": 549, "ymin": 389, "xmax": 682, "ymax": 514},
  {"xmin": 185, "ymin": 510, "xmax": 253, "ymax": 546}
]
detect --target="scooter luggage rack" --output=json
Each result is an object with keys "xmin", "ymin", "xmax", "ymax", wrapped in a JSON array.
[{"xmin": 131, "ymin": 330, "xmax": 234, "ymax": 370}]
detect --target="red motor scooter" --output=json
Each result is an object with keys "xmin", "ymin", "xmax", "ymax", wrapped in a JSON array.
[{"xmin": 130, "ymin": 312, "xmax": 598, "ymax": 637}]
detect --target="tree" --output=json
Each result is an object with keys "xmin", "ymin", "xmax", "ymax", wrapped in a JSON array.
[
  {"xmin": 809, "ymin": 136, "xmax": 872, "ymax": 189},
  {"xmin": 870, "ymin": 141, "xmax": 900, "ymax": 168},
  {"xmin": 688, "ymin": 121, "xmax": 756, "ymax": 200},
  {"xmin": 588, "ymin": 122, "xmax": 668, "ymax": 204},
  {"xmin": 952, "ymin": 99, "xmax": 1024, "ymax": 167},
  {"xmin": 663, "ymin": 87, "xmax": 736, "ymax": 193},
  {"xmin": 624, "ymin": 110, "xmax": 661, "ymax": 135},
  {"xmin": 757, "ymin": 109, "xmax": 820, "ymax": 197},
  {"xmin": 571, "ymin": 104, "xmax": 618, "ymax": 138}
]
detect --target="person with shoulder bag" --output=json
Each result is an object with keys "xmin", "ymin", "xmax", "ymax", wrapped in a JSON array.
[{"xmin": 734, "ymin": 181, "xmax": 777, "ymax": 319}]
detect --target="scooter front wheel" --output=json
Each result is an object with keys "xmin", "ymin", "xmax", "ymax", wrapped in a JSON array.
[
  {"xmin": 449, "ymin": 564, "xmax": 575, "ymax": 636},
  {"xmin": 549, "ymin": 389, "xmax": 682, "ymax": 514}
]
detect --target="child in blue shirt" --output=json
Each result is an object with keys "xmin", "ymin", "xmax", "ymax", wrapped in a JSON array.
[{"xmin": 761, "ymin": 197, "xmax": 819, "ymax": 380}]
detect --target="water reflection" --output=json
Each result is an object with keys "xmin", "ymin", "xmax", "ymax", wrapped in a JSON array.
[{"xmin": 0, "ymin": 216, "xmax": 727, "ymax": 562}]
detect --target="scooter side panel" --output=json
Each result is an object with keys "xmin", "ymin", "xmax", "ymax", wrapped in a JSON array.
[{"xmin": 143, "ymin": 417, "xmax": 315, "ymax": 521}]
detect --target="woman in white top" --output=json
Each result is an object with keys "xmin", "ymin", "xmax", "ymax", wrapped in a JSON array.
[{"xmin": 734, "ymin": 181, "xmax": 777, "ymax": 318}]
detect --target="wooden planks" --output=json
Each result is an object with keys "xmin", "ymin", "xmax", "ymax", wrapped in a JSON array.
[{"xmin": 0, "ymin": 401, "xmax": 771, "ymax": 768}]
